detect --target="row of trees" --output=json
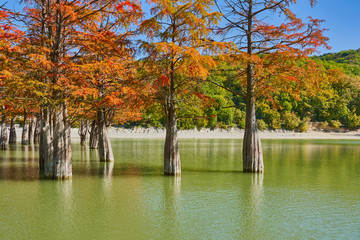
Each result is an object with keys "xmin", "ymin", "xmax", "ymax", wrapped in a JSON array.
[
  {"xmin": 0, "ymin": 0, "xmax": 329, "ymax": 179},
  {"xmin": 139, "ymin": 55, "xmax": 360, "ymax": 131}
]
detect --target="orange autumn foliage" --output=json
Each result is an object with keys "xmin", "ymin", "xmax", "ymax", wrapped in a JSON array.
[
  {"xmin": 217, "ymin": 0, "xmax": 330, "ymax": 104},
  {"xmin": 140, "ymin": 0, "xmax": 231, "ymax": 113},
  {"xmin": 67, "ymin": 0, "xmax": 150, "ymax": 124}
]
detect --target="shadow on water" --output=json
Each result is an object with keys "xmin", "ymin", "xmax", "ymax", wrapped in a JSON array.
[{"xmin": 0, "ymin": 144, "xmax": 39, "ymax": 181}]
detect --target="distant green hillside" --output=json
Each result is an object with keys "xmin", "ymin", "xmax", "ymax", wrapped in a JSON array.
[
  {"xmin": 136, "ymin": 48, "xmax": 360, "ymax": 131},
  {"xmin": 313, "ymin": 49, "xmax": 360, "ymax": 77}
]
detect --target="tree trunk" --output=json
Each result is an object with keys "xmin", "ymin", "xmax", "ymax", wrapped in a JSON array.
[
  {"xmin": 39, "ymin": 108, "xmax": 51, "ymax": 178},
  {"xmin": 242, "ymin": 2, "xmax": 263, "ymax": 173},
  {"xmin": 36, "ymin": 0, "xmax": 71, "ymax": 180},
  {"xmin": 242, "ymin": 63, "xmax": 264, "ymax": 173},
  {"xmin": 9, "ymin": 118, "xmax": 16, "ymax": 144},
  {"xmin": 78, "ymin": 119, "xmax": 89, "ymax": 146},
  {"xmin": 0, "ymin": 116, "xmax": 8, "ymax": 150},
  {"xmin": 22, "ymin": 111, "xmax": 29, "ymax": 145},
  {"xmin": 52, "ymin": 105, "xmax": 72, "ymax": 179},
  {"xmin": 163, "ymin": 37, "xmax": 181, "ymax": 175},
  {"xmin": 28, "ymin": 117, "xmax": 34, "ymax": 144},
  {"xmin": 33, "ymin": 117, "xmax": 40, "ymax": 143},
  {"xmin": 97, "ymin": 110, "xmax": 114, "ymax": 162},
  {"xmin": 89, "ymin": 120, "xmax": 98, "ymax": 149},
  {"xmin": 164, "ymin": 98, "xmax": 181, "ymax": 175},
  {"xmin": 39, "ymin": 104, "xmax": 72, "ymax": 180}
]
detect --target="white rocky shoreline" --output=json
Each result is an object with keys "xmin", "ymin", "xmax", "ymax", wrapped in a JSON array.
[
  {"xmin": 68, "ymin": 126, "xmax": 360, "ymax": 139},
  {"xmin": 10, "ymin": 125, "xmax": 360, "ymax": 140}
]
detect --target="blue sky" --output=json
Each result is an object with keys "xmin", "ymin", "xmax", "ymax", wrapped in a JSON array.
[
  {"xmin": 4, "ymin": 0, "xmax": 359, "ymax": 55},
  {"xmin": 289, "ymin": 0, "xmax": 360, "ymax": 54}
]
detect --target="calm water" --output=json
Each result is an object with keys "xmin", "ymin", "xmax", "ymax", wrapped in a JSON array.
[{"xmin": 0, "ymin": 139, "xmax": 359, "ymax": 239}]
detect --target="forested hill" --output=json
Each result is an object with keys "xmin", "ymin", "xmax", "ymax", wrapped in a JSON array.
[
  {"xmin": 313, "ymin": 49, "xmax": 360, "ymax": 77},
  {"xmin": 139, "ymin": 48, "xmax": 360, "ymax": 131},
  {"xmin": 316, "ymin": 48, "xmax": 360, "ymax": 65}
]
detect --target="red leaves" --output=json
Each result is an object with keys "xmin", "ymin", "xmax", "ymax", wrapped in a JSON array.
[
  {"xmin": 285, "ymin": 75, "xmax": 297, "ymax": 82},
  {"xmin": 194, "ymin": 92, "xmax": 206, "ymax": 99},
  {"xmin": 246, "ymin": 1, "xmax": 330, "ymax": 57},
  {"xmin": 103, "ymin": 93, "xmax": 124, "ymax": 106},
  {"xmin": 154, "ymin": 74, "xmax": 170, "ymax": 87},
  {"xmin": 0, "ymin": 10, "xmax": 23, "ymax": 41},
  {"xmin": 116, "ymin": 1, "xmax": 140, "ymax": 13}
]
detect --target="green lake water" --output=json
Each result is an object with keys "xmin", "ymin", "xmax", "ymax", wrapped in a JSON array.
[{"xmin": 0, "ymin": 139, "xmax": 359, "ymax": 239}]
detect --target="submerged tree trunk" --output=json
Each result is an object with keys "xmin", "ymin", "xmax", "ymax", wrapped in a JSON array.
[
  {"xmin": 22, "ymin": 111, "xmax": 29, "ymax": 145},
  {"xmin": 89, "ymin": 120, "xmax": 98, "ymax": 149},
  {"xmin": 39, "ymin": 108, "xmax": 51, "ymax": 179},
  {"xmin": 9, "ymin": 118, "xmax": 16, "ymax": 144},
  {"xmin": 242, "ymin": 63, "xmax": 263, "ymax": 173},
  {"xmin": 97, "ymin": 110, "xmax": 114, "ymax": 162},
  {"xmin": 28, "ymin": 117, "xmax": 34, "ymax": 144},
  {"xmin": 163, "ymin": 51, "xmax": 181, "ymax": 175},
  {"xmin": 78, "ymin": 119, "xmax": 89, "ymax": 146},
  {"xmin": 39, "ymin": 104, "xmax": 72, "ymax": 180},
  {"xmin": 164, "ymin": 91, "xmax": 181, "ymax": 175},
  {"xmin": 164, "ymin": 104, "xmax": 181, "ymax": 175},
  {"xmin": 33, "ymin": 117, "xmax": 40, "ymax": 143},
  {"xmin": 52, "ymin": 105, "xmax": 72, "ymax": 179},
  {"xmin": 0, "ymin": 116, "xmax": 8, "ymax": 150}
]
